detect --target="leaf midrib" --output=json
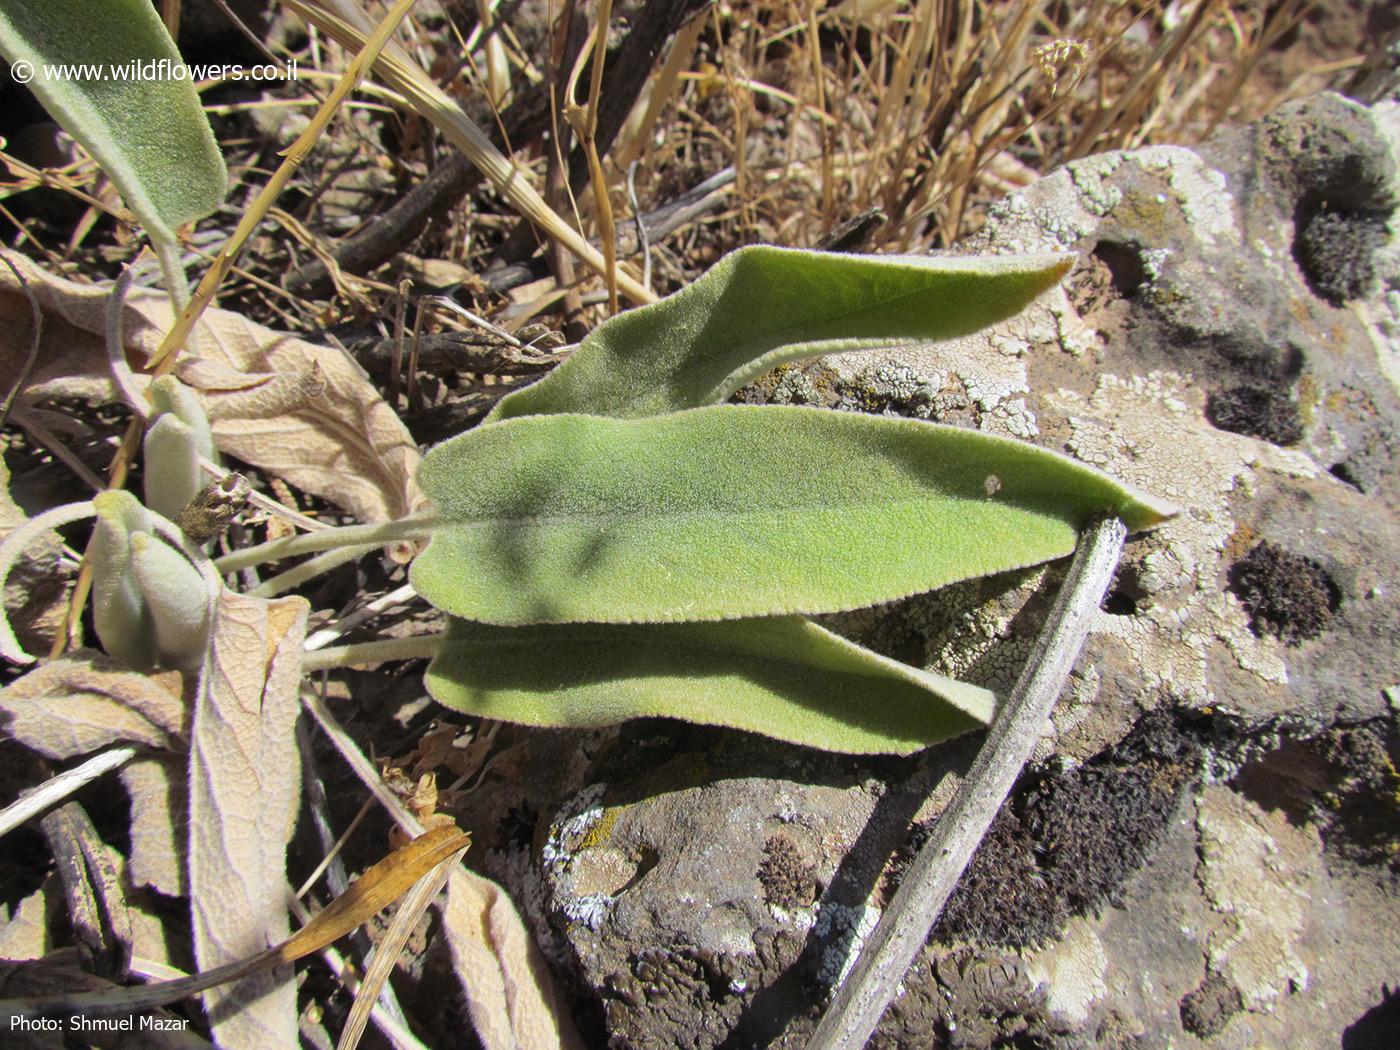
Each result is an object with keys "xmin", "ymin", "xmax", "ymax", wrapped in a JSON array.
[{"xmin": 439, "ymin": 490, "xmax": 1007, "ymax": 532}]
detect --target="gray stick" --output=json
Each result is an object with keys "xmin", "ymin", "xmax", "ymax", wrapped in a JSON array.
[{"xmin": 806, "ymin": 516, "xmax": 1128, "ymax": 1050}]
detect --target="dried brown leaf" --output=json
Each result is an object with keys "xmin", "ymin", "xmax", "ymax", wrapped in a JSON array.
[
  {"xmin": 188, "ymin": 591, "xmax": 307, "ymax": 1048},
  {"xmin": 441, "ymin": 871, "xmax": 585, "ymax": 1050},
  {"xmin": 120, "ymin": 757, "xmax": 187, "ymax": 898},
  {"xmin": 0, "ymin": 252, "xmax": 422, "ymax": 523},
  {"xmin": 0, "ymin": 651, "xmax": 185, "ymax": 759},
  {"xmin": 0, "ymin": 879, "xmax": 55, "ymax": 962},
  {"xmin": 0, "ymin": 460, "xmax": 68, "ymax": 656},
  {"xmin": 277, "ymin": 826, "xmax": 469, "ymax": 965}
]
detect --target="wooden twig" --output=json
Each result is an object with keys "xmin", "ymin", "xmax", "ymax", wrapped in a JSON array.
[
  {"xmin": 0, "ymin": 747, "xmax": 139, "ymax": 840},
  {"xmin": 806, "ymin": 516, "xmax": 1128, "ymax": 1050},
  {"xmin": 303, "ymin": 582, "xmax": 417, "ymax": 652}
]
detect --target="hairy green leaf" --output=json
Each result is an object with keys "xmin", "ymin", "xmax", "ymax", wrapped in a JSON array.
[
  {"xmin": 487, "ymin": 246, "xmax": 1072, "ymax": 421},
  {"xmin": 0, "ymin": 0, "xmax": 226, "ymax": 244},
  {"xmin": 90, "ymin": 491, "xmax": 156, "ymax": 670},
  {"xmin": 426, "ymin": 616, "xmax": 996, "ymax": 754},
  {"xmin": 413, "ymin": 404, "xmax": 1175, "ymax": 626}
]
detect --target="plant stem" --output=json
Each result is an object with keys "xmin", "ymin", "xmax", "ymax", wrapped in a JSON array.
[
  {"xmin": 0, "ymin": 746, "xmax": 139, "ymax": 840},
  {"xmin": 215, "ymin": 513, "xmax": 439, "ymax": 574},
  {"xmin": 805, "ymin": 516, "xmax": 1128, "ymax": 1050},
  {"xmin": 301, "ymin": 633, "xmax": 446, "ymax": 673},
  {"xmin": 249, "ymin": 542, "xmax": 385, "ymax": 598}
]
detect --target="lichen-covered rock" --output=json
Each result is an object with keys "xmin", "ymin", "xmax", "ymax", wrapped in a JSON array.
[{"xmin": 454, "ymin": 92, "xmax": 1400, "ymax": 1048}]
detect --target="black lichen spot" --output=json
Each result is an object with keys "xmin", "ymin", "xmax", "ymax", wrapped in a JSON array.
[
  {"xmin": 929, "ymin": 710, "xmax": 1198, "ymax": 948},
  {"xmin": 932, "ymin": 810, "xmax": 1053, "ymax": 946},
  {"xmin": 757, "ymin": 834, "xmax": 817, "ymax": 910},
  {"xmin": 1180, "ymin": 974, "xmax": 1243, "ymax": 1038},
  {"xmin": 1228, "ymin": 541, "xmax": 1340, "ymax": 645},
  {"xmin": 1294, "ymin": 206, "xmax": 1390, "ymax": 306},
  {"xmin": 1236, "ymin": 722, "xmax": 1400, "ymax": 868},
  {"xmin": 1206, "ymin": 383, "xmax": 1304, "ymax": 445}
]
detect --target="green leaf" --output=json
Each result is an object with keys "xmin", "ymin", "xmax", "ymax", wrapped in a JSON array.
[
  {"xmin": 487, "ymin": 246, "xmax": 1072, "ymax": 422},
  {"xmin": 0, "ymin": 0, "xmax": 226, "ymax": 244},
  {"xmin": 90, "ymin": 490, "xmax": 156, "ymax": 670},
  {"xmin": 425, "ymin": 616, "xmax": 996, "ymax": 755},
  {"xmin": 412, "ymin": 404, "xmax": 1175, "ymax": 626}
]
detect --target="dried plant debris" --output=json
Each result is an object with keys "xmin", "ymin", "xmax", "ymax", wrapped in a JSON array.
[
  {"xmin": 0, "ymin": 255, "xmax": 424, "ymax": 523},
  {"xmin": 1228, "ymin": 541, "xmax": 1341, "ymax": 645}
]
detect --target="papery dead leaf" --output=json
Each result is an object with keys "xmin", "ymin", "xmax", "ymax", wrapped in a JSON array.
[
  {"xmin": 0, "ymin": 653, "xmax": 189, "ymax": 897},
  {"xmin": 0, "ymin": 651, "xmax": 185, "ymax": 758},
  {"xmin": 441, "ymin": 870, "xmax": 584, "ymax": 1050},
  {"xmin": 188, "ymin": 591, "xmax": 307, "ymax": 1048},
  {"xmin": 0, "ymin": 879, "xmax": 55, "ymax": 962},
  {"xmin": 0, "ymin": 252, "xmax": 422, "ymax": 523},
  {"xmin": 120, "ymin": 756, "xmax": 187, "ymax": 898},
  {"xmin": 0, "ymin": 460, "xmax": 68, "ymax": 656}
]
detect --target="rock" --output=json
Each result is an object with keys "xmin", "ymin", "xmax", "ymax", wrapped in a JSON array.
[{"xmin": 454, "ymin": 92, "xmax": 1400, "ymax": 1048}]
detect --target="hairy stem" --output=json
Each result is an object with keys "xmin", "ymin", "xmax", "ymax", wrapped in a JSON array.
[
  {"xmin": 215, "ymin": 513, "xmax": 439, "ymax": 574},
  {"xmin": 249, "ymin": 542, "xmax": 385, "ymax": 599},
  {"xmin": 301, "ymin": 633, "xmax": 445, "ymax": 673}
]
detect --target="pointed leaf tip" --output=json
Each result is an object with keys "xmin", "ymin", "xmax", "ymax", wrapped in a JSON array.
[
  {"xmin": 487, "ymin": 246, "xmax": 1075, "ymax": 422},
  {"xmin": 425, "ymin": 616, "xmax": 996, "ymax": 755},
  {"xmin": 413, "ymin": 404, "xmax": 1174, "ymax": 627},
  {"xmin": 0, "ymin": 0, "xmax": 227, "ymax": 242}
]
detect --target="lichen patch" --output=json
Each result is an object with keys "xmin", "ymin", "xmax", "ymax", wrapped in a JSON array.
[
  {"xmin": 1024, "ymin": 915, "xmax": 1109, "ymax": 1025},
  {"xmin": 1130, "ymin": 146, "xmax": 1238, "ymax": 247},
  {"xmin": 1049, "ymin": 371, "xmax": 1318, "ymax": 707},
  {"xmin": 1194, "ymin": 785, "xmax": 1316, "ymax": 1010}
]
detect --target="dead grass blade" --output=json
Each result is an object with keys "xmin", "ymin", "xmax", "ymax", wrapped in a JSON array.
[
  {"xmin": 0, "ymin": 828, "xmax": 469, "ymax": 1021},
  {"xmin": 284, "ymin": 0, "xmax": 656, "ymax": 306},
  {"xmin": 0, "ymin": 747, "xmax": 138, "ymax": 843},
  {"xmin": 145, "ymin": 0, "xmax": 419, "ymax": 375},
  {"xmin": 188, "ymin": 591, "xmax": 309, "ymax": 1047},
  {"xmin": 335, "ymin": 838, "xmax": 466, "ymax": 1050},
  {"xmin": 564, "ymin": 4, "xmax": 620, "ymax": 315}
]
